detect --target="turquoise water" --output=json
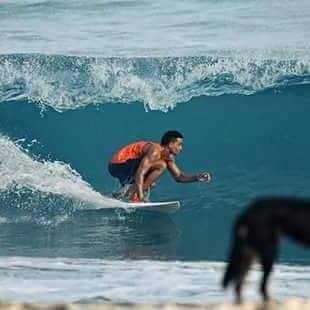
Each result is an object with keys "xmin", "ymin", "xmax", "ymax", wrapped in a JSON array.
[{"xmin": 0, "ymin": 0, "xmax": 310, "ymax": 303}]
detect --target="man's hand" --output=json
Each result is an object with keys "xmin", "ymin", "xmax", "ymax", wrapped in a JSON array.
[{"xmin": 196, "ymin": 172, "xmax": 211, "ymax": 182}]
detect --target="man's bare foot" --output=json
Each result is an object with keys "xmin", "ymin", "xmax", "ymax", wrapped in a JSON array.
[
  {"xmin": 124, "ymin": 184, "xmax": 136, "ymax": 198},
  {"xmin": 129, "ymin": 193, "xmax": 144, "ymax": 203}
]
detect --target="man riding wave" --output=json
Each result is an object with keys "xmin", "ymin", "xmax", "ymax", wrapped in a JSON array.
[{"xmin": 108, "ymin": 130, "xmax": 211, "ymax": 202}]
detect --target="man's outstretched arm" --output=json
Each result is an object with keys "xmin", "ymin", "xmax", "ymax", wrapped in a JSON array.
[{"xmin": 167, "ymin": 160, "xmax": 211, "ymax": 183}]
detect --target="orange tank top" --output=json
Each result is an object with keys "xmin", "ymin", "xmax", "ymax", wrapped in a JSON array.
[{"xmin": 110, "ymin": 141, "xmax": 162, "ymax": 164}]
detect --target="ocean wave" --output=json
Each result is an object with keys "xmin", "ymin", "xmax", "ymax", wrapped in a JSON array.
[{"xmin": 0, "ymin": 54, "xmax": 309, "ymax": 112}]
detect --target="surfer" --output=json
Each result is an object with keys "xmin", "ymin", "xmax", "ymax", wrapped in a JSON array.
[{"xmin": 108, "ymin": 130, "xmax": 211, "ymax": 202}]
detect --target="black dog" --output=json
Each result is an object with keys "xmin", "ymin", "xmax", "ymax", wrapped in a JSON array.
[{"xmin": 222, "ymin": 197, "xmax": 310, "ymax": 303}]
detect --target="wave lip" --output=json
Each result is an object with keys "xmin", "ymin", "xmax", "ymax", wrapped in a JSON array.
[{"xmin": 1, "ymin": 54, "xmax": 310, "ymax": 112}]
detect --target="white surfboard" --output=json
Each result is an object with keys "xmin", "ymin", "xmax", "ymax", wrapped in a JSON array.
[
  {"xmin": 77, "ymin": 191, "xmax": 180, "ymax": 214},
  {"xmin": 126, "ymin": 200, "xmax": 180, "ymax": 214}
]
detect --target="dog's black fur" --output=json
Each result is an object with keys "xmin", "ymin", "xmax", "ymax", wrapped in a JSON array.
[{"xmin": 222, "ymin": 197, "xmax": 310, "ymax": 303}]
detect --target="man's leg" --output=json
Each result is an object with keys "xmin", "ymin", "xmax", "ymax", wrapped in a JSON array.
[
  {"xmin": 143, "ymin": 160, "xmax": 167, "ymax": 190},
  {"xmin": 127, "ymin": 160, "xmax": 167, "ymax": 200}
]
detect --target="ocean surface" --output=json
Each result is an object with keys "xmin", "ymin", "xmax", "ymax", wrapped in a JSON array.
[{"xmin": 0, "ymin": 0, "xmax": 310, "ymax": 304}]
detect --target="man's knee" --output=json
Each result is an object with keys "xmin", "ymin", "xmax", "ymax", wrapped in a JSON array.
[{"xmin": 156, "ymin": 160, "xmax": 167, "ymax": 171}]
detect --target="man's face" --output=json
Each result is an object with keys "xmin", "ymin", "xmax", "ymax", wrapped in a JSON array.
[{"xmin": 168, "ymin": 138, "xmax": 183, "ymax": 155}]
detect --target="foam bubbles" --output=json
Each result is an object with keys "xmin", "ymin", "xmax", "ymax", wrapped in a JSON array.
[{"xmin": 0, "ymin": 134, "xmax": 127, "ymax": 224}]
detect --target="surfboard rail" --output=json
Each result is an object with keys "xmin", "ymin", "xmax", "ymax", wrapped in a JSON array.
[{"xmin": 126, "ymin": 200, "xmax": 180, "ymax": 213}]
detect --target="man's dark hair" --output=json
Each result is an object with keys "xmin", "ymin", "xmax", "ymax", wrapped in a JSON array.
[{"xmin": 161, "ymin": 130, "xmax": 183, "ymax": 146}]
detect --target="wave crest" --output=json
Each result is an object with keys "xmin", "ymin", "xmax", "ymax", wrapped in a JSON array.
[{"xmin": 1, "ymin": 54, "xmax": 310, "ymax": 112}]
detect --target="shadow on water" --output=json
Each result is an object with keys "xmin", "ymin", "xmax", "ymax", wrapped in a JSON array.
[{"xmin": 0, "ymin": 207, "xmax": 179, "ymax": 260}]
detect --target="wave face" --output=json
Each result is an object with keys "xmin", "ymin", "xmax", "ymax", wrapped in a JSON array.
[
  {"xmin": 1, "ymin": 68, "xmax": 310, "ymax": 263},
  {"xmin": 1, "ymin": 54, "xmax": 310, "ymax": 112}
]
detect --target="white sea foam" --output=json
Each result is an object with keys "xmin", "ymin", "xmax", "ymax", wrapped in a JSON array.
[
  {"xmin": 0, "ymin": 0, "xmax": 309, "ymax": 57},
  {"xmin": 1, "ymin": 54, "xmax": 310, "ymax": 112},
  {"xmin": 0, "ymin": 257, "xmax": 308, "ymax": 303},
  {"xmin": 0, "ymin": 134, "xmax": 127, "ymax": 213}
]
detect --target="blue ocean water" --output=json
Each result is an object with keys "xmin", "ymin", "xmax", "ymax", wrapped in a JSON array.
[{"xmin": 0, "ymin": 0, "xmax": 310, "ymax": 304}]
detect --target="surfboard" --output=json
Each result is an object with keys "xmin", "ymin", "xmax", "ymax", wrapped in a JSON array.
[
  {"xmin": 109, "ymin": 188, "xmax": 180, "ymax": 213},
  {"xmin": 126, "ymin": 200, "xmax": 180, "ymax": 214},
  {"xmin": 78, "ymin": 197, "xmax": 180, "ymax": 214}
]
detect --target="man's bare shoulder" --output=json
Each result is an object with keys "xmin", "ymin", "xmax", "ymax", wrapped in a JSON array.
[
  {"xmin": 143, "ymin": 143, "xmax": 159, "ymax": 152},
  {"xmin": 143, "ymin": 143, "xmax": 162, "ymax": 159}
]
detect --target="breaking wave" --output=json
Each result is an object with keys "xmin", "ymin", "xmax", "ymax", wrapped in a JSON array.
[{"xmin": 1, "ymin": 53, "xmax": 309, "ymax": 112}]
